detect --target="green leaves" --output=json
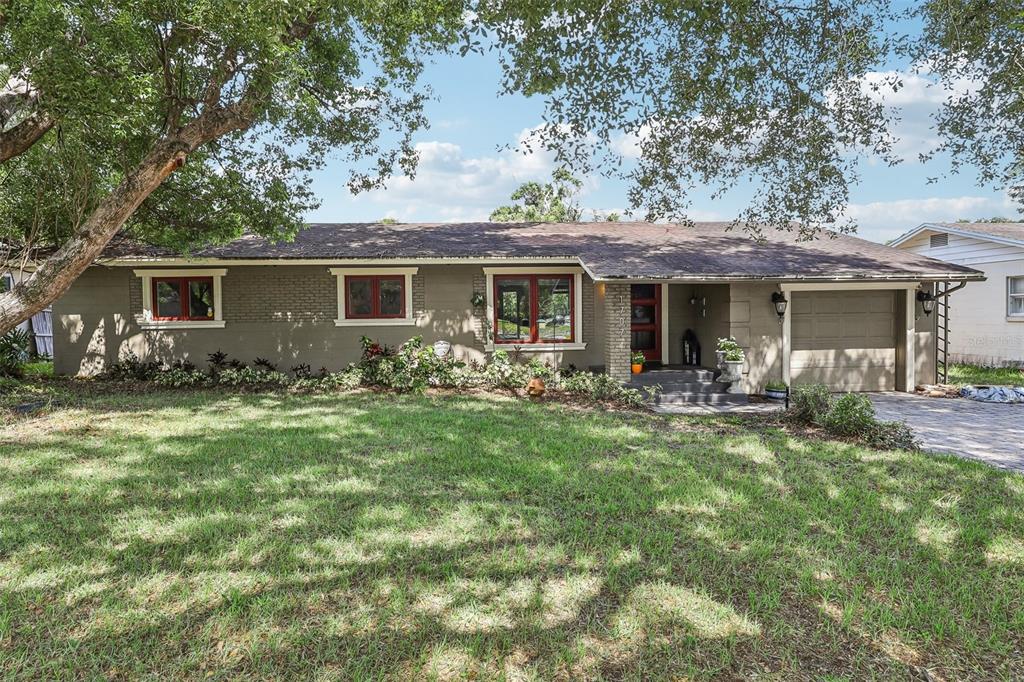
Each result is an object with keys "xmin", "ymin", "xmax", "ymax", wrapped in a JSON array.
[{"xmin": 489, "ymin": 169, "xmax": 583, "ymax": 222}]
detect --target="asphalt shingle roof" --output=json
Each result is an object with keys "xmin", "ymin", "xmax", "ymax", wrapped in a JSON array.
[
  {"xmin": 102, "ymin": 221, "xmax": 983, "ymax": 281},
  {"xmin": 927, "ymin": 222, "xmax": 1024, "ymax": 246}
]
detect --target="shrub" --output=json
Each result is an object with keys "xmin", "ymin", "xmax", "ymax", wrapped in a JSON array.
[
  {"xmin": 290, "ymin": 363, "xmax": 312, "ymax": 379},
  {"xmin": 820, "ymin": 393, "xmax": 876, "ymax": 437},
  {"xmin": 788, "ymin": 383, "xmax": 919, "ymax": 451},
  {"xmin": 866, "ymin": 420, "xmax": 920, "ymax": 451},
  {"xmin": 103, "ymin": 350, "xmax": 160, "ymax": 381},
  {"xmin": 291, "ymin": 367, "xmax": 363, "ymax": 393},
  {"xmin": 483, "ymin": 349, "xmax": 532, "ymax": 391},
  {"xmin": 153, "ymin": 368, "xmax": 209, "ymax": 388},
  {"xmin": 559, "ymin": 370, "xmax": 654, "ymax": 408},
  {"xmin": 358, "ymin": 336, "xmax": 471, "ymax": 393},
  {"xmin": 789, "ymin": 383, "xmax": 832, "ymax": 423},
  {"xmin": 0, "ymin": 328, "xmax": 31, "ymax": 377},
  {"xmin": 207, "ymin": 350, "xmax": 229, "ymax": 370},
  {"xmin": 217, "ymin": 367, "xmax": 289, "ymax": 387},
  {"xmin": 253, "ymin": 357, "xmax": 278, "ymax": 371}
]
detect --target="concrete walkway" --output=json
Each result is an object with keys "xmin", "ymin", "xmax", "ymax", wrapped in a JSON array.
[{"xmin": 869, "ymin": 393, "xmax": 1024, "ymax": 472}]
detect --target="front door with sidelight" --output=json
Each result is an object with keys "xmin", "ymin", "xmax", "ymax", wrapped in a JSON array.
[{"xmin": 630, "ymin": 284, "xmax": 661, "ymax": 363}]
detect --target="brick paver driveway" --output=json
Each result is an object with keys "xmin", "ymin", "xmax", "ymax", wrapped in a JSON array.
[{"xmin": 869, "ymin": 393, "xmax": 1024, "ymax": 472}]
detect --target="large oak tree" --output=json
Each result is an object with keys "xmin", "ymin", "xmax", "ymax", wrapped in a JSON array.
[{"xmin": 0, "ymin": 1, "xmax": 1020, "ymax": 335}]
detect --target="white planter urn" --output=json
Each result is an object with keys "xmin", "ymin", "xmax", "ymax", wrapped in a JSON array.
[{"xmin": 717, "ymin": 360, "xmax": 745, "ymax": 394}]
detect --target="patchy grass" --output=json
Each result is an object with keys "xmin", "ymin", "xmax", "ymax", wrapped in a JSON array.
[
  {"xmin": 0, "ymin": 388, "xmax": 1021, "ymax": 680},
  {"xmin": 22, "ymin": 360, "xmax": 54, "ymax": 378},
  {"xmin": 947, "ymin": 363, "xmax": 1024, "ymax": 387}
]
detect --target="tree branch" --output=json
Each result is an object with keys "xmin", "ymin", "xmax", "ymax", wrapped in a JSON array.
[{"xmin": 0, "ymin": 110, "xmax": 54, "ymax": 163}]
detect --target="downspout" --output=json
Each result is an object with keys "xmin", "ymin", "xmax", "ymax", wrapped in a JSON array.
[{"xmin": 938, "ymin": 280, "xmax": 968, "ymax": 297}]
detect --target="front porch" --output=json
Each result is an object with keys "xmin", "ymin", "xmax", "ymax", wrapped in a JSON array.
[{"xmin": 600, "ymin": 281, "xmax": 933, "ymax": 394}]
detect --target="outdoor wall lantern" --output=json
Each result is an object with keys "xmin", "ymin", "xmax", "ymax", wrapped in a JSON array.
[
  {"xmin": 916, "ymin": 290, "xmax": 936, "ymax": 316},
  {"xmin": 771, "ymin": 292, "xmax": 788, "ymax": 320},
  {"xmin": 690, "ymin": 292, "xmax": 707, "ymax": 318}
]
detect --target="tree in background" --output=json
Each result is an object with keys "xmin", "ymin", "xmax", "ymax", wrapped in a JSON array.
[
  {"xmin": 915, "ymin": 1, "xmax": 1024, "ymax": 209},
  {"xmin": 0, "ymin": 1, "xmax": 1022, "ymax": 334},
  {"xmin": 489, "ymin": 169, "xmax": 582, "ymax": 222}
]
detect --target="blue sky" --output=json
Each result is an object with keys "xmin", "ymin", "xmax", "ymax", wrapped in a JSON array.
[{"xmin": 306, "ymin": 46, "xmax": 1014, "ymax": 245}]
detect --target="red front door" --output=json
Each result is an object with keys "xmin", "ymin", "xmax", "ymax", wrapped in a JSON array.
[{"xmin": 630, "ymin": 284, "xmax": 661, "ymax": 362}]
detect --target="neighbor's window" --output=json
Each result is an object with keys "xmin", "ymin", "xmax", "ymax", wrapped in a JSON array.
[
  {"xmin": 494, "ymin": 275, "xmax": 573, "ymax": 344},
  {"xmin": 152, "ymin": 277, "xmax": 215, "ymax": 320},
  {"xmin": 1009, "ymin": 277, "xmax": 1024, "ymax": 317},
  {"xmin": 345, "ymin": 275, "xmax": 405, "ymax": 319}
]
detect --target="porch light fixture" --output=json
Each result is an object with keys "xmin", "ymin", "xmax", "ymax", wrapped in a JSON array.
[
  {"xmin": 771, "ymin": 292, "xmax": 788, "ymax": 320},
  {"xmin": 916, "ymin": 290, "xmax": 936, "ymax": 316}
]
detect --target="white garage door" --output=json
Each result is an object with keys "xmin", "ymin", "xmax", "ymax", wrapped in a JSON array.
[{"xmin": 791, "ymin": 290, "xmax": 897, "ymax": 391}]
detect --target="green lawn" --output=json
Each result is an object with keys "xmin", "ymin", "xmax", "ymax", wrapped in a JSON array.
[
  {"xmin": 1, "ymin": 388, "xmax": 1022, "ymax": 679},
  {"xmin": 947, "ymin": 363, "xmax": 1024, "ymax": 387}
]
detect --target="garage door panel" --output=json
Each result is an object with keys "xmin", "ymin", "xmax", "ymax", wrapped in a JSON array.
[
  {"xmin": 793, "ymin": 296, "xmax": 813, "ymax": 315},
  {"xmin": 840, "ymin": 297, "xmax": 869, "ymax": 314},
  {"xmin": 791, "ymin": 291, "xmax": 897, "ymax": 391}
]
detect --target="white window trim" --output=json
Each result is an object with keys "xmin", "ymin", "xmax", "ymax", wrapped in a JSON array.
[
  {"xmin": 134, "ymin": 268, "xmax": 226, "ymax": 329},
  {"xmin": 482, "ymin": 266, "xmax": 586, "ymax": 352},
  {"xmin": 330, "ymin": 267, "xmax": 418, "ymax": 326},
  {"xmin": 1008, "ymin": 276, "xmax": 1024, "ymax": 320}
]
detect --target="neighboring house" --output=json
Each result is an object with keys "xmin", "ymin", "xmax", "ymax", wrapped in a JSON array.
[
  {"xmin": 891, "ymin": 222, "xmax": 1024, "ymax": 366},
  {"xmin": 54, "ymin": 222, "xmax": 982, "ymax": 392},
  {"xmin": 1, "ymin": 269, "xmax": 54, "ymax": 357}
]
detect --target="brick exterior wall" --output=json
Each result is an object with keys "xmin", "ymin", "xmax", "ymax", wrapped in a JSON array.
[
  {"xmin": 224, "ymin": 267, "xmax": 336, "ymax": 322},
  {"xmin": 582, "ymin": 273, "xmax": 595, "ymax": 344},
  {"xmin": 129, "ymin": 277, "xmax": 143, "ymax": 322},
  {"xmin": 471, "ymin": 272, "xmax": 488, "ymax": 349},
  {"xmin": 412, "ymin": 273, "xmax": 426, "ymax": 323},
  {"xmin": 603, "ymin": 282, "xmax": 631, "ymax": 382}
]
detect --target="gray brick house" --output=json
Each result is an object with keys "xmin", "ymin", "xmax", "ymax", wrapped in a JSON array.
[{"xmin": 55, "ymin": 221, "xmax": 982, "ymax": 392}]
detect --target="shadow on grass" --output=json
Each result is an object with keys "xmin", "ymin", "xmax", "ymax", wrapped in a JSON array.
[{"xmin": 0, "ymin": 390, "xmax": 1022, "ymax": 679}]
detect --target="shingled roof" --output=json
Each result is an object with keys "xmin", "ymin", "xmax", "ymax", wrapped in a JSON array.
[
  {"xmin": 911, "ymin": 221, "xmax": 1024, "ymax": 246},
  {"xmin": 102, "ymin": 221, "xmax": 984, "ymax": 282}
]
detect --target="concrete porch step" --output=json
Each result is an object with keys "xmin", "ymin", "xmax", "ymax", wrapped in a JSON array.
[
  {"xmin": 627, "ymin": 380, "xmax": 730, "ymax": 394},
  {"xmin": 653, "ymin": 392, "xmax": 749, "ymax": 406},
  {"xmin": 629, "ymin": 367, "xmax": 719, "ymax": 384}
]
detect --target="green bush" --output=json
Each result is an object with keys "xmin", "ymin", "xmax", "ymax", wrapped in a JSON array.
[
  {"xmin": 217, "ymin": 367, "xmax": 290, "ymax": 387},
  {"xmin": 821, "ymin": 393, "xmax": 876, "ymax": 437},
  {"xmin": 866, "ymin": 420, "xmax": 920, "ymax": 451},
  {"xmin": 789, "ymin": 383, "xmax": 833, "ymax": 423},
  {"xmin": 294, "ymin": 368, "xmax": 363, "ymax": 392},
  {"xmin": 102, "ymin": 350, "xmax": 161, "ymax": 381},
  {"xmin": 358, "ymin": 336, "xmax": 472, "ymax": 393},
  {"xmin": 0, "ymin": 328, "xmax": 32, "ymax": 377},
  {"xmin": 559, "ymin": 370, "xmax": 652, "ymax": 408},
  {"xmin": 153, "ymin": 368, "xmax": 209, "ymax": 388},
  {"xmin": 788, "ymin": 383, "xmax": 918, "ymax": 451},
  {"xmin": 482, "ymin": 349, "xmax": 533, "ymax": 391}
]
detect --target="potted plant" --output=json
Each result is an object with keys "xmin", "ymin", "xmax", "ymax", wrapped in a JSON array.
[
  {"xmin": 631, "ymin": 350, "xmax": 646, "ymax": 374},
  {"xmin": 765, "ymin": 380, "xmax": 788, "ymax": 400},
  {"xmin": 715, "ymin": 338, "xmax": 745, "ymax": 393}
]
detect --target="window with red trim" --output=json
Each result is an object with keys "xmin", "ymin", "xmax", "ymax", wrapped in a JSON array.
[
  {"xmin": 152, "ymin": 277, "xmax": 215, "ymax": 321},
  {"xmin": 345, "ymin": 275, "xmax": 406, "ymax": 319},
  {"xmin": 494, "ymin": 275, "xmax": 573, "ymax": 344}
]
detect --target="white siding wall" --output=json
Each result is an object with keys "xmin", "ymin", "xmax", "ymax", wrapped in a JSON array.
[{"xmin": 898, "ymin": 229, "xmax": 1024, "ymax": 365}]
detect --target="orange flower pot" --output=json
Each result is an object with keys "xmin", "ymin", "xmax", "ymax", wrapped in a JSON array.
[{"xmin": 631, "ymin": 363, "xmax": 644, "ymax": 374}]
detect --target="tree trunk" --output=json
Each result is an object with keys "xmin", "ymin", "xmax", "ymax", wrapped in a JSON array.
[
  {"xmin": 0, "ymin": 138, "xmax": 189, "ymax": 334},
  {"xmin": 0, "ymin": 93, "xmax": 257, "ymax": 336}
]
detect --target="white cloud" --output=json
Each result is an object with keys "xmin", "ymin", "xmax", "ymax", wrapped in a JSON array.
[
  {"xmin": 857, "ymin": 67, "xmax": 981, "ymax": 160},
  {"xmin": 844, "ymin": 194, "xmax": 1011, "ymax": 243},
  {"xmin": 346, "ymin": 126, "xmax": 560, "ymax": 222}
]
